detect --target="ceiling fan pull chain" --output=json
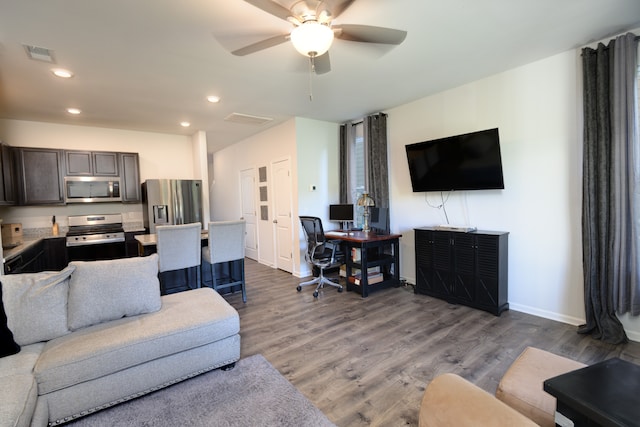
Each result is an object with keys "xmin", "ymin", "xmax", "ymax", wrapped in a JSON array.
[{"xmin": 308, "ymin": 56, "xmax": 314, "ymax": 101}]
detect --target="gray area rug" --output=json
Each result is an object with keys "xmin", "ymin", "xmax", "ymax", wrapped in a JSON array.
[{"xmin": 67, "ymin": 354, "xmax": 335, "ymax": 426}]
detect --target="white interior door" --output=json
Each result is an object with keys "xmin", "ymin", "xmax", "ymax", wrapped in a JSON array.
[
  {"xmin": 240, "ymin": 168, "xmax": 258, "ymax": 260},
  {"xmin": 272, "ymin": 158, "xmax": 293, "ymax": 273}
]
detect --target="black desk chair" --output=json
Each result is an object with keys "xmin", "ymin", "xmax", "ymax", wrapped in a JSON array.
[{"xmin": 297, "ymin": 216, "xmax": 344, "ymax": 298}]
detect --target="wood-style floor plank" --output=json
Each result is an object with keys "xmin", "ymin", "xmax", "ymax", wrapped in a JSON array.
[{"xmin": 221, "ymin": 259, "xmax": 640, "ymax": 427}]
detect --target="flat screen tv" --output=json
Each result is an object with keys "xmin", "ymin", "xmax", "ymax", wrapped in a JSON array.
[{"xmin": 405, "ymin": 128, "xmax": 505, "ymax": 192}]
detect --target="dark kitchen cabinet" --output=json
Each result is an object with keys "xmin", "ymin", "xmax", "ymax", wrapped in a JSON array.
[
  {"xmin": 4, "ymin": 238, "xmax": 68, "ymax": 274},
  {"xmin": 4, "ymin": 240, "xmax": 45, "ymax": 274},
  {"xmin": 44, "ymin": 237, "xmax": 69, "ymax": 270},
  {"xmin": 415, "ymin": 227, "xmax": 509, "ymax": 316},
  {"xmin": 15, "ymin": 147, "xmax": 65, "ymax": 205},
  {"xmin": 125, "ymin": 231, "xmax": 144, "ymax": 257},
  {"xmin": 119, "ymin": 152, "xmax": 140, "ymax": 203},
  {"xmin": 65, "ymin": 150, "xmax": 118, "ymax": 176},
  {"xmin": 0, "ymin": 142, "xmax": 16, "ymax": 205},
  {"xmin": 65, "ymin": 151, "xmax": 92, "ymax": 175}
]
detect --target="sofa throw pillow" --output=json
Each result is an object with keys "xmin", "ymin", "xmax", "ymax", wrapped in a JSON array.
[
  {"xmin": 1, "ymin": 265, "xmax": 76, "ymax": 346},
  {"xmin": 0, "ymin": 283, "xmax": 20, "ymax": 358},
  {"xmin": 67, "ymin": 254, "xmax": 162, "ymax": 330}
]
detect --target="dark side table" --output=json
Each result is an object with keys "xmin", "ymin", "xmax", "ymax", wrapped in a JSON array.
[{"xmin": 543, "ymin": 357, "xmax": 640, "ymax": 427}]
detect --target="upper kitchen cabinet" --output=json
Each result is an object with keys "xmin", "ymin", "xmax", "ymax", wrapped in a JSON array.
[
  {"xmin": 15, "ymin": 147, "xmax": 65, "ymax": 205},
  {"xmin": 0, "ymin": 142, "xmax": 16, "ymax": 205},
  {"xmin": 65, "ymin": 150, "xmax": 118, "ymax": 176},
  {"xmin": 119, "ymin": 152, "xmax": 140, "ymax": 203}
]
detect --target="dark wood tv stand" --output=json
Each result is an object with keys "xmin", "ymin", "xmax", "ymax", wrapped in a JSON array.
[{"xmin": 414, "ymin": 227, "xmax": 508, "ymax": 316}]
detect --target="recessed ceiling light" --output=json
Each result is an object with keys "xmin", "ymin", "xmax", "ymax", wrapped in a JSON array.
[
  {"xmin": 207, "ymin": 95, "xmax": 221, "ymax": 103},
  {"xmin": 66, "ymin": 108, "xmax": 81, "ymax": 115},
  {"xmin": 52, "ymin": 68, "xmax": 73, "ymax": 78},
  {"xmin": 180, "ymin": 121, "xmax": 191, "ymax": 127}
]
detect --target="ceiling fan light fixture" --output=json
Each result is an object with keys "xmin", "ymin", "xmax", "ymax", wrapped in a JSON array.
[{"xmin": 290, "ymin": 20, "xmax": 334, "ymax": 57}]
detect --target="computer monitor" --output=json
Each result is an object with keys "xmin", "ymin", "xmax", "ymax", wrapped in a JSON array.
[
  {"xmin": 329, "ymin": 204, "xmax": 354, "ymax": 230},
  {"xmin": 369, "ymin": 207, "xmax": 389, "ymax": 234}
]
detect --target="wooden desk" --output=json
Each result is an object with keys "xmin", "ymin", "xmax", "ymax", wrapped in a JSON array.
[{"xmin": 325, "ymin": 230, "xmax": 402, "ymax": 297}]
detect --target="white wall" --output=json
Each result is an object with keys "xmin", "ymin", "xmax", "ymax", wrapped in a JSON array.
[
  {"xmin": 210, "ymin": 117, "xmax": 339, "ymax": 277},
  {"xmin": 386, "ymin": 48, "xmax": 640, "ymax": 341},
  {"xmin": 211, "ymin": 119, "xmax": 297, "ymax": 269},
  {"xmin": 295, "ymin": 118, "xmax": 341, "ymax": 276},
  {"xmin": 0, "ymin": 119, "xmax": 198, "ymax": 230}
]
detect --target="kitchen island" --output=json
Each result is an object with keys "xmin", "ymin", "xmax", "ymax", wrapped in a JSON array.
[{"xmin": 134, "ymin": 230, "xmax": 208, "ymax": 256}]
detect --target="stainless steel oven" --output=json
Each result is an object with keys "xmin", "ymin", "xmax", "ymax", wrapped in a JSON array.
[{"xmin": 66, "ymin": 214, "xmax": 126, "ymax": 261}]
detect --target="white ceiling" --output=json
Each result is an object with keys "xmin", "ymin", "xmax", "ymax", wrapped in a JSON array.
[{"xmin": 1, "ymin": 0, "xmax": 639, "ymax": 153}]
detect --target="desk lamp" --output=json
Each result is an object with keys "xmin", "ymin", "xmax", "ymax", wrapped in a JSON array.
[{"xmin": 357, "ymin": 192, "xmax": 375, "ymax": 232}]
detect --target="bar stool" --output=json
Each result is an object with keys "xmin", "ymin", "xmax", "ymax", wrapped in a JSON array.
[
  {"xmin": 201, "ymin": 220, "xmax": 246, "ymax": 302},
  {"xmin": 156, "ymin": 222, "xmax": 202, "ymax": 294}
]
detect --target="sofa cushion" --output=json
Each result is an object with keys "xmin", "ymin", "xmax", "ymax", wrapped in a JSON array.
[
  {"xmin": 420, "ymin": 373, "xmax": 538, "ymax": 427},
  {"xmin": 67, "ymin": 254, "xmax": 162, "ymax": 331},
  {"xmin": 496, "ymin": 346, "xmax": 586, "ymax": 427},
  {"xmin": 0, "ymin": 343, "xmax": 46, "ymax": 378},
  {"xmin": 0, "ymin": 283, "xmax": 20, "ymax": 357},
  {"xmin": 35, "ymin": 288, "xmax": 239, "ymax": 395},
  {"xmin": 0, "ymin": 374, "xmax": 38, "ymax": 427},
  {"xmin": 1, "ymin": 266, "xmax": 75, "ymax": 346},
  {"xmin": 0, "ymin": 343, "xmax": 44, "ymax": 427}
]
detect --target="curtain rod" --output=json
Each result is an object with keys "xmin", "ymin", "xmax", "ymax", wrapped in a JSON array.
[{"xmin": 580, "ymin": 35, "xmax": 639, "ymax": 54}]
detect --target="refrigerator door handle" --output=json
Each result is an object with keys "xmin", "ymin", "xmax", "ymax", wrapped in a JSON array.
[{"xmin": 172, "ymin": 181, "xmax": 183, "ymax": 224}]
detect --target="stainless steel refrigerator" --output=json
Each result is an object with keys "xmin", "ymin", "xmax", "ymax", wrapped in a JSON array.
[{"xmin": 142, "ymin": 179, "xmax": 203, "ymax": 233}]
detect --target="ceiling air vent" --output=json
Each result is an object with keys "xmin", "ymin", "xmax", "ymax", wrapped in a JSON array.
[
  {"xmin": 224, "ymin": 113, "xmax": 273, "ymax": 126},
  {"xmin": 23, "ymin": 44, "xmax": 55, "ymax": 63}
]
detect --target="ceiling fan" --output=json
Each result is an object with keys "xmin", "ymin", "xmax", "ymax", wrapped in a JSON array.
[{"xmin": 232, "ymin": 0, "xmax": 407, "ymax": 74}]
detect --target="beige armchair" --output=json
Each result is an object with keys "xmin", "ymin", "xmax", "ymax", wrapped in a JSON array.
[{"xmin": 419, "ymin": 347, "xmax": 586, "ymax": 427}]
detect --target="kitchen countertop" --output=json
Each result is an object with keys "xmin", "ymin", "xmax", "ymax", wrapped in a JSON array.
[
  {"xmin": 2, "ymin": 227, "xmax": 148, "ymax": 264},
  {"xmin": 135, "ymin": 230, "xmax": 208, "ymax": 246},
  {"xmin": 2, "ymin": 235, "xmax": 60, "ymax": 264}
]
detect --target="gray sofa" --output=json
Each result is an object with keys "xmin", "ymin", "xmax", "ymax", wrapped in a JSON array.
[{"xmin": 0, "ymin": 254, "xmax": 240, "ymax": 427}]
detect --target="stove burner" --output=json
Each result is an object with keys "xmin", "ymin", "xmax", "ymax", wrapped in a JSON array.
[
  {"xmin": 66, "ymin": 224, "xmax": 124, "ymax": 237},
  {"xmin": 66, "ymin": 214, "xmax": 125, "ymax": 247}
]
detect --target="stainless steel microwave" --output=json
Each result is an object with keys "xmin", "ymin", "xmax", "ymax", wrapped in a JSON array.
[{"xmin": 64, "ymin": 176, "xmax": 121, "ymax": 203}]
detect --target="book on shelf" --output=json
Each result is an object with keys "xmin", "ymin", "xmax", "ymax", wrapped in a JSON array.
[
  {"xmin": 340, "ymin": 264, "xmax": 380, "ymax": 278},
  {"xmin": 348, "ymin": 272, "xmax": 384, "ymax": 285}
]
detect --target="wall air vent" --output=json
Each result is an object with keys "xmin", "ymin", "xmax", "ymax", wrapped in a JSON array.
[
  {"xmin": 224, "ymin": 113, "xmax": 273, "ymax": 126},
  {"xmin": 23, "ymin": 44, "xmax": 55, "ymax": 63}
]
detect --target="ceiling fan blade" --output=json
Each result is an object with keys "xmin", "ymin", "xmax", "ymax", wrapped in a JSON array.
[
  {"xmin": 312, "ymin": 52, "xmax": 331, "ymax": 74},
  {"xmin": 329, "ymin": 0, "xmax": 356, "ymax": 19},
  {"xmin": 243, "ymin": 0, "xmax": 293, "ymax": 21},
  {"xmin": 333, "ymin": 24, "xmax": 407, "ymax": 45},
  {"xmin": 231, "ymin": 34, "xmax": 289, "ymax": 56}
]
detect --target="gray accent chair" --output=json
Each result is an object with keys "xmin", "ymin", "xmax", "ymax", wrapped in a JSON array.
[
  {"xmin": 156, "ymin": 222, "xmax": 202, "ymax": 294},
  {"xmin": 202, "ymin": 220, "xmax": 247, "ymax": 303}
]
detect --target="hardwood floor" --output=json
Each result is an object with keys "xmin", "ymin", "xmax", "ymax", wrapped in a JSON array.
[{"xmin": 221, "ymin": 259, "xmax": 640, "ymax": 427}]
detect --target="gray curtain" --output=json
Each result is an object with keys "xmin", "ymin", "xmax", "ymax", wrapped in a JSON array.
[
  {"xmin": 364, "ymin": 113, "xmax": 390, "ymax": 227},
  {"xmin": 339, "ymin": 123, "xmax": 350, "ymax": 204},
  {"xmin": 579, "ymin": 32, "xmax": 638, "ymax": 344}
]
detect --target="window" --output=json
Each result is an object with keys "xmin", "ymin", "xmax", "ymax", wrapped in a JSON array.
[
  {"xmin": 342, "ymin": 113, "xmax": 389, "ymax": 230},
  {"xmin": 348, "ymin": 121, "xmax": 366, "ymax": 227}
]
